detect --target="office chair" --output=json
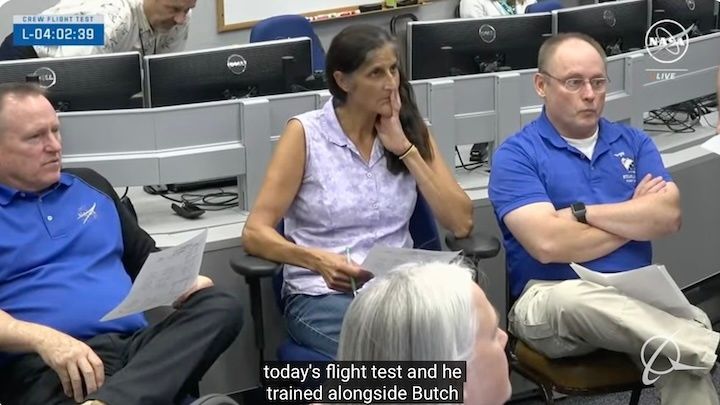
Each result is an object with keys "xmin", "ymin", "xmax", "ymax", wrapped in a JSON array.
[
  {"xmin": 390, "ymin": 13, "xmax": 418, "ymax": 71},
  {"xmin": 250, "ymin": 14, "xmax": 326, "ymax": 73},
  {"xmin": 525, "ymin": 0, "xmax": 563, "ymax": 13},
  {"xmin": 509, "ymin": 268, "xmax": 720, "ymax": 404},
  {"xmin": 0, "ymin": 33, "xmax": 38, "ymax": 61},
  {"xmin": 505, "ymin": 268, "xmax": 646, "ymax": 404},
  {"xmin": 230, "ymin": 191, "xmax": 501, "ymax": 370}
]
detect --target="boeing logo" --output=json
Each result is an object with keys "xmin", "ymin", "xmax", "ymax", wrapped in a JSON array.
[
  {"xmin": 640, "ymin": 331, "xmax": 709, "ymax": 385},
  {"xmin": 226, "ymin": 54, "xmax": 247, "ymax": 75}
]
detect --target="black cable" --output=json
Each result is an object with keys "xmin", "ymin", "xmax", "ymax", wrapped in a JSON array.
[
  {"xmin": 645, "ymin": 95, "xmax": 718, "ymax": 133},
  {"xmin": 454, "ymin": 146, "xmax": 486, "ymax": 172},
  {"xmin": 154, "ymin": 189, "xmax": 239, "ymax": 211},
  {"xmin": 120, "ymin": 187, "xmax": 129, "ymax": 199}
]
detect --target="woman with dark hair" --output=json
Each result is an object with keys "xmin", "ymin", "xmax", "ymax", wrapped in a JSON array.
[{"xmin": 242, "ymin": 24, "xmax": 473, "ymax": 358}]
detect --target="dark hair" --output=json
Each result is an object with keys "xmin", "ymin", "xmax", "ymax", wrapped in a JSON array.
[
  {"xmin": 325, "ymin": 24, "xmax": 432, "ymax": 174},
  {"xmin": 537, "ymin": 32, "xmax": 607, "ymax": 73}
]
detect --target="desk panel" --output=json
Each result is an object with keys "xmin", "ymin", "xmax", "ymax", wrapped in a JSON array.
[
  {"xmin": 63, "ymin": 154, "xmax": 159, "ymax": 186},
  {"xmin": 60, "ymin": 109, "xmax": 156, "ymax": 154},
  {"xmin": 641, "ymin": 33, "xmax": 720, "ymax": 112},
  {"xmin": 266, "ymin": 92, "xmax": 320, "ymax": 137},
  {"xmin": 157, "ymin": 144, "xmax": 245, "ymax": 185},
  {"xmin": 452, "ymin": 74, "xmax": 496, "ymax": 115},
  {"xmin": 411, "ymin": 81, "xmax": 430, "ymax": 120},
  {"xmin": 153, "ymin": 101, "xmax": 243, "ymax": 149}
]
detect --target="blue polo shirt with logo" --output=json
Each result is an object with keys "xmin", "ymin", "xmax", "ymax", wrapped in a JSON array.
[
  {"xmin": 489, "ymin": 110, "xmax": 672, "ymax": 298},
  {"xmin": 0, "ymin": 173, "xmax": 147, "ymax": 365}
]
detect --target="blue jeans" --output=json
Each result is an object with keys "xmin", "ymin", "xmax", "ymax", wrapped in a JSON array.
[{"xmin": 284, "ymin": 293, "xmax": 354, "ymax": 359}]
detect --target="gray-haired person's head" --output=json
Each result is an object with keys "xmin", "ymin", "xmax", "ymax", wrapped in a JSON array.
[{"xmin": 337, "ymin": 262, "xmax": 478, "ymax": 362}]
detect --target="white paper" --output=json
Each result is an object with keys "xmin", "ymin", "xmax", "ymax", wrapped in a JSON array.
[
  {"xmin": 361, "ymin": 246, "xmax": 462, "ymax": 277},
  {"xmin": 570, "ymin": 262, "xmax": 695, "ymax": 319},
  {"xmin": 701, "ymin": 135, "xmax": 720, "ymax": 155},
  {"xmin": 102, "ymin": 229, "xmax": 208, "ymax": 321}
]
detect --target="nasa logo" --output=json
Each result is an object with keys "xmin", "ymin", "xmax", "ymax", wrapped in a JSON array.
[{"xmin": 644, "ymin": 19, "xmax": 690, "ymax": 64}]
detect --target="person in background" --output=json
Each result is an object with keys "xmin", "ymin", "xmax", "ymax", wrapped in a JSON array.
[
  {"xmin": 242, "ymin": 24, "xmax": 473, "ymax": 359},
  {"xmin": 338, "ymin": 262, "xmax": 511, "ymax": 405},
  {"xmin": 0, "ymin": 0, "xmax": 195, "ymax": 60},
  {"xmin": 459, "ymin": 0, "xmax": 537, "ymax": 18}
]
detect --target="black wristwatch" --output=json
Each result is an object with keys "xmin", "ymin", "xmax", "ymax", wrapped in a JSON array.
[{"xmin": 571, "ymin": 202, "xmax": 587, "ymax": 224}]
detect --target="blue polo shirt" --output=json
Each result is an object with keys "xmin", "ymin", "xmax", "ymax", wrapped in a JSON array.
[
  {"xmin": 0, "ymin": 173, "xmax": 147, "ymax": 365},
  {"xmin": 489, "ymin": 110, "xmax": 672, "ymax": 298}
]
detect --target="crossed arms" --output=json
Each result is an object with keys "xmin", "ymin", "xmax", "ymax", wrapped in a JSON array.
[{"xmin": 504, "ymin": 174, "xmax": 681, "ymax": 264}]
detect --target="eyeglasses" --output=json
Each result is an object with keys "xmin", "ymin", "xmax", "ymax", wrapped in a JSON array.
[{"xmin": 540, "ymin": 72, "xmax": 610, "ymax": 93}]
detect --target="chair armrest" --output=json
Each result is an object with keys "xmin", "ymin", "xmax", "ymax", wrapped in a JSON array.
[
  {"xmin": 445, "ymin": 231, "xmax": 501, "ymax": 261},
  {"xmin": 229, "ymin": 247, "xmax": 282, "ymax": 278},
  {"xmin": 228, "ymin": 247, "xmax": 282, "ymax": 376}
]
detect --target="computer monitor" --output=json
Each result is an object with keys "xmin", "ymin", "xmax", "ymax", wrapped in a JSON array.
[
  {"xmin": 553, "ymin": 0, "xmax": 650, "ymax": 56},
  {"xmin": 144, "ymin": 38, "xmax": 313, "ymax": 107},
  {"xmin": 650, "ymin": 0, "xmax": 717, "ymax": 35},
  {"xmin": 407, "ymin": 14, "xmax": 553, "ymax": 80},
  {"xmin": 0, "ymin": 52, "xmax": 143, "ymax": 111}
]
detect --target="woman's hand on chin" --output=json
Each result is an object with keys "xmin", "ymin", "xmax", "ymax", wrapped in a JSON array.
[{"xmin": 375, "ymin": 89, "xmax": 411, "ymax": 155}]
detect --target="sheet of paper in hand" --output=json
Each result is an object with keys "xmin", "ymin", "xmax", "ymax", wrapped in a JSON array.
[
  {"xmin": 570, "ymin": 262, "xmax": 695, "ymax": 319},
  {"xmin": 101, "ymin": 229, "xmax": 208, "ymax": 321},
  {"xmin": 701, "ymin": 135, "xmax": 720, "ymax": 154},
  {"xmin": 361, "ymin": 245, "xmax": 462, "ymax": 278}
]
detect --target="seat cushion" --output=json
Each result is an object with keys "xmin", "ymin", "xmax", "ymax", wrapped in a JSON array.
[{"xmin": 513, "ymin": 340, "xmax": 645, "ymax": 394}]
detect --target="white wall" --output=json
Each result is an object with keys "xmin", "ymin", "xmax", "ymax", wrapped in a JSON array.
[
  {"xmin": 0, "ymin": 0, "xmax": 457, "ymax": 51},
  {"xmin": 187, "ymin": 0, "xmax": 457, "ymax": 51}
]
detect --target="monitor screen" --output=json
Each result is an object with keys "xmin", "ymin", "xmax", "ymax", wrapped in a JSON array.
[
  {"xmin": 0, "ymin": 52, "xmax": 143, "ymax": 112},
  {"xmin": 650, "ymin": 0, "xmax": 717, "ymax": 35},
  {"xmin": 554, "ymin": 0, "xmax": 650, "ymax": 56},
  {"xmin": 407, "ymin": 14, "xmax": 553, "ymax": 80},
  {"xmin": 144, "ymin": 38, "xmax": 313, "ymax": 107}
]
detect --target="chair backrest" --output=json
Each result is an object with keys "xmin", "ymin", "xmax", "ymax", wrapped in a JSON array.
[
  {"xmin": 525, "ymin": 0, "xmax": 563, "ymax": 13},
  {"xmin": 250, "ymin": 14, "xmax": 326, "ymax": 73}
]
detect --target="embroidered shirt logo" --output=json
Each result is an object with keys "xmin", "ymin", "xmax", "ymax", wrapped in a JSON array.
[
  {"xmin": 77, "ymin": 203, "xmax": 98, "ymax": 224},
  {"xmin": 614, "ymin": 152, "xmax": 636, "ymax": 183}
]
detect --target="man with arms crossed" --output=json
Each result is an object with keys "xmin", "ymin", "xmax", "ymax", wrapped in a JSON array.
[{"xmin": 489, "ymin": 33, "xmax": 719, "ymax": 404}]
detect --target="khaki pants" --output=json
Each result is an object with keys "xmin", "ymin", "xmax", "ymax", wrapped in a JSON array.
[{"xmin": 509, "ymin": 280, "xmax": 720, "ymax": 405}]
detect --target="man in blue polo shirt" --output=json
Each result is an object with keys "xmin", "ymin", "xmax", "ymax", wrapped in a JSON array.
[
  {"xmin": 0, "ymin": 82, "xmax": 243, "ymax": 404},
  {"xmin": 489, "ymin": 33, "xmax": 719, "ymax": 403}
]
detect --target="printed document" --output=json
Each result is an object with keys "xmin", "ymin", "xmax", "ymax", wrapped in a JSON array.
[
  {"xmin": 701, "ymin": 135, "xmax": 720, "ymax": 155},
  {"xmin": 570, "ymin": 263, "xmax": 695, "ymax": 319},
  {"xmin": 102, "ymin": 229, "xmax": 207, "ymax": 321},
  {"xmin": 361, "ymin": 246, "xmax": 462, "ymax": 277}
]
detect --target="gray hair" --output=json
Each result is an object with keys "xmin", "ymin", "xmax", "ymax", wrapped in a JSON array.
[
  {"xmin": 0, "ymin": 82, "xmax": 47, "ymax": 136},
  {"xmin": 337, "ymin": 262, "xmax": 479, "ymax": 362}
]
